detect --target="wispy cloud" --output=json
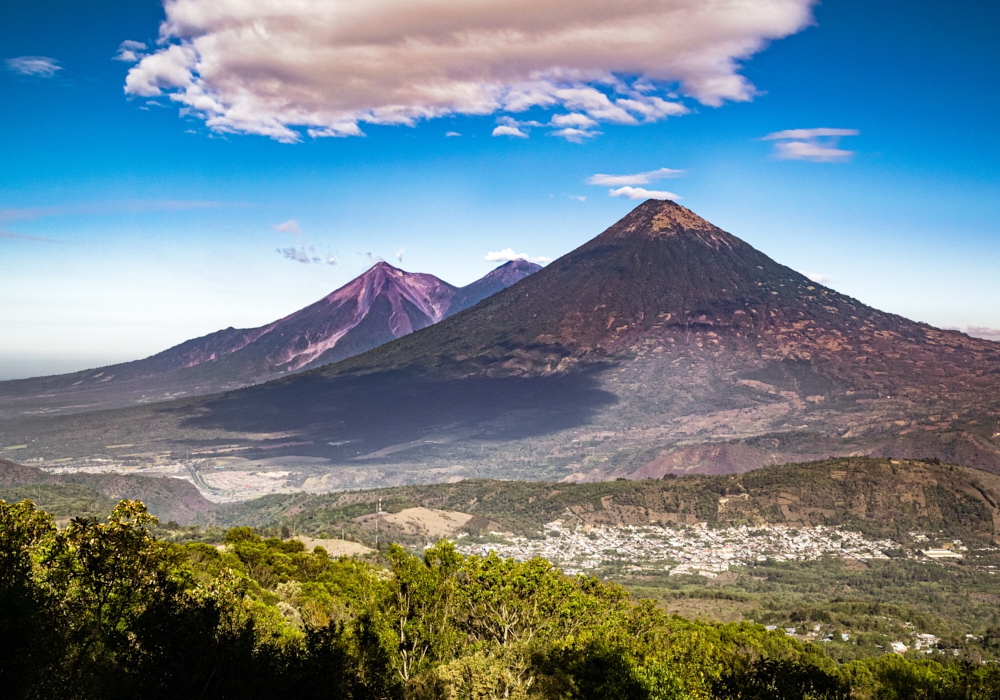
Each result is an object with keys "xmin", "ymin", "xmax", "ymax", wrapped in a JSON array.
[
  {"xmin": 6, "ymin": 56, "xmax": 61, "ymax": 78},
  {"xmin": 0, "ymin": 201, "xmax": 223, "ymax": 245},
  {"xmin": 608, "ymin": 186, "xmax": 679, "ymax": 201},
  {"xmin": 278, "ymin": 246, "xmax": 336, "ymax": 265},
  {"xmin": 278, "ymin": 247, "xmax": 319, "ymax": 264},
  {"xmin": 763, "ymin": 128, "xmax": 859, "ymax": 162},
  {"xmin": 272, "ymin": 221, "xmax": 337, "ymax": 265},
  {"xmin": 799, "ymin": 270, "xmax": 833, "ymax": 285},
  {"xmin": 123, "ymin": 0, "xmax": 814, "ymax": 142},
  {"xmin": 485, "ymin": 248, "xmax": 550, "ymax": 264},
  {"xmin": 0, "ymin": 200, "xmax": 224, "ymax": 223},
  {"xmin": 396, "ymin": 248, "xmax": 405, "ymax": 262},
  {"xmin": 0, "ymin": 229, "xmax": 56, "ymax": 243},
  {"xmin": 551, "ymin": 126, "xmax": 600, "ymax": 143},
  {"xmin": 445, "ymin": 131, "xmax": 461, "ymax": 137},
  {"xmin": 271, "ymin": 219, "xmax": 301, "ymax": 234},
  {"xmin": 588, "ymin": 167, "xmax": 683, "ymax": 187},
  {"xmin": 113, "ymin": 40, "xmax": 147, "ymax": 63}
]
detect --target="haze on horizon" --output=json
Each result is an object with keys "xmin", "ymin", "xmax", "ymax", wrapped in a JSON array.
[{"xmin": 2, "ymin": 0, "xmax": 999, "ymax": 380}]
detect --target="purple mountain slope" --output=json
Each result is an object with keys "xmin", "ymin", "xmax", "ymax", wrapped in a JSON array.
[{"xmin": 0, "ymin": 260, "xmax": 540, "ymax": 416}]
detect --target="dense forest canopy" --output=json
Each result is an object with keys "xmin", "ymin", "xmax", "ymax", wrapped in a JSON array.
[{"xmin": 2, "ymin": 498, "xmax": 1000, "ymax": 699}]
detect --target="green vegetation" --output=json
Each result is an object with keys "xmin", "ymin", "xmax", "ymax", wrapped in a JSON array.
[
  {"xmin": 0, "ymin": 457, "xmax": 213, "ymax": 523},
  {"xmin": 205, "ymin": 457, "xmax": 1000, "ymax": 547},
  {"xmin": 629, "ymin": 555, "xmax": 1000, "ymax": 661},
  {"xmin": 187, "ymin": 457, "xmax": 1000, "ymax": 664},
  {"xmin": 4, "ymin": 497, "xmax": 1000, "ymax": 699},
  {"xmin": 0, "ymin": 483, "xmax": 116, "ymax": 519}
]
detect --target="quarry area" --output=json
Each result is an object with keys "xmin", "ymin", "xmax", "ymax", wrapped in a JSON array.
[{"xmin": 34, "ymin": 456, "xmax": 308, "ymax": 503}]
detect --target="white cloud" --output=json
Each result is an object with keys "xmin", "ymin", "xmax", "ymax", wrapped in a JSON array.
[
  {"xmin": 396, "ymin": 248, "xmax": 405, "ymax": 262},
  {"xmin": 587, "ymin": 167, "xmax": 684, "ymax": 186},
  {"xmin": 272, "ymin": 219, "xmax": 301, "ymax": 234},
  {"xmin": 552, "ymin": 127, "xmax": 600, "ymax": 143},
  {"xmin": 114, "ymin": 40, "xmax": 147, "ymax": 63},
  {"xmin": 492, "ymin": 125, "xmax": 528, "ymax": 138},
  {"xmin": 327, "ymin": 256, "xmax": 338, "ymax": 266},
  {"xmin": 965, "ymin": 326, "xmax": 1000, "ymax": 340},
  {"xmin": 6, "ymin": 56, "xmax": 62, "ymax": 78},
  {"xmin": 608, "ymin": 186, "xmax": 679, "ymax": 201},
  {"xmin": 123, "ymin": 0, "xmax": 815, "ymax": 142},
  {"xmin": 799, "ymin": 270, "xmax": 833, "ymax": 285},
  {"xmin": 565, "ymin": 194, "xmax": 586, "ymax": 202},
  {"xmin": 445, "ymin": 131, "xmax": 461, "ymax": 137},
  {"xmin": 763, "ymin": 128, "xmax": 859, "ymax": 162},
  {"xmin": 549, "ymin": 112, "xmax": 601, "ymax": 142},
  {"xmin": 551, "ymin": 114, "xmax": 596, "ymax": 129},
  {"xmin": 772, "ymin": 141, "xmax": 853, "ymax": 161},
  {"xmin": 485, "ymin": 248, "xmax": 551, "ymax": 264},
  {"xmin": 765, "ymin": 128, "xmax": 858, "ymax": 140}
]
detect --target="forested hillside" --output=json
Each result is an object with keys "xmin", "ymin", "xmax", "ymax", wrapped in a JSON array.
[
  {"xmin": 0, "ymin": 458, "xmax": 213, "ymax": 523},
  {"xmin": 204, "ymin": 457, "xmax": 1000, "ymax": 547},
  {"xmin": 3, "ymin": 498, "xmax": 999, "ymax": 699}
]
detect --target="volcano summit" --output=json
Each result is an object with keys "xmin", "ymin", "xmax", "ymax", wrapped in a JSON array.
[{"xmin": 7, "ymin": 201, "xmax": 1000, "ymax": 491}]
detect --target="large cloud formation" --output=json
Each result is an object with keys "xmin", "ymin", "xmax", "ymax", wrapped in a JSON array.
[{"xmin": 124, "ymin": 0, "xmax": 816, "ymax": 142}]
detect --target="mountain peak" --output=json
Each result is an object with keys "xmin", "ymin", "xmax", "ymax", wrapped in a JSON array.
[
  {"xmin": 362, "ymin": 260, "xmax": 403, "ymax": 280},
  {"xmin": 603, "ymin": 198, "xmax": 736, "ymax": 248},
  {"xmin": 452, "ymin": 259, "xmax": 542, "ymax": 313}
]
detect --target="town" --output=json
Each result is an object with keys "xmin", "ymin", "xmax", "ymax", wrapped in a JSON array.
[{"xmin": 456, "ymin": 520, "xmax": 902, "ymax": 577}]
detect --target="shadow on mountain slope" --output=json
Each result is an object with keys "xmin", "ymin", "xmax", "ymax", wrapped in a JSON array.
[{"xmin": 175, "ymin": 367, "xmax": 618, "ymax": 460}]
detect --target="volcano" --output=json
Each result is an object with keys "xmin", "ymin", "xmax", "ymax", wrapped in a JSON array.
[
  {"xmin": 7, "ymin": 200, "xmax": 1000, "ymax": 488},
  {"xmin": 0, "ymin": 259, "xmax": 540, "ymax": 416}
]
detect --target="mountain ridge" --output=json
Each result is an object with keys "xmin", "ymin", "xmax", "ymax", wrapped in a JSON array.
[
  {"xmin": 293, "ymin": 200, "xmax": 964, "ymax": 381},
  {"xmin": 0, "ymin": 458, "xmax": 213, "ymax": 522},
  {"xmin": 202, "ymin": 457, "xmax": 1000, "ymax": 546},
  {"xmin": 0, "ymin": 259, "xmax": 540, "ymax": 417},
  {"xmin": 173, "ymin": 200, "xmax": 1000, "ymax": 478},
  {"xmin": 5, "ymin": 200, "xmax": 1000, "ymax": 489}
]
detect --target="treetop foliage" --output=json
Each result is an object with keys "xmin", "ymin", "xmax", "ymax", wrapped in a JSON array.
[{"xmin": 2, "ymin": 497, "xmax": 999, "ymax": 699}]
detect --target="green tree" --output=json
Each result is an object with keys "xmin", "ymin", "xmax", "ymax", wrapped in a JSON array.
[
  {"xmin": 539, "ymin": 636, "xmax": 689, "ymax": 700},
  {"xmin": 38, "ymin": 500, "xmax": 185, "ymax": 695},
  {"xmin": 0, "ymin": 499, "xmax": 63, "ymax": 699},
  {"xmin": 381, "ymin": 541, "xmax": 464, "ymax": 682}
]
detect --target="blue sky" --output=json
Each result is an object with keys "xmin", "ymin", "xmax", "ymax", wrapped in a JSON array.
[{"xmin": 2, "ymin": 0, "xmax": 998, "ymax": 379}]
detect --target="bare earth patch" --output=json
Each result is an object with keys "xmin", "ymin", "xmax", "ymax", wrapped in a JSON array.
[
  {"xmin": 293, "ymin": 536, "xmax": 373, "ymax": 557},
  {"xmin": 381, "ymin": 507, "xmax": 473, "ymax": 538}
]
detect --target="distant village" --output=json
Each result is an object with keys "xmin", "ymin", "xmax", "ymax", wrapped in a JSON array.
[
  {"xmin": 453, "ymin": 521, "xmax": 986, "ymax": 655},
  {"xmin": 454, "ymin": 521, "xmax": 969, "ymax": 579}
]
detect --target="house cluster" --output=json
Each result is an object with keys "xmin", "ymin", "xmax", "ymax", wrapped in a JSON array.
[{"xmin": 455, "ymin": 520, "xmax": 899, "ymax": 578}]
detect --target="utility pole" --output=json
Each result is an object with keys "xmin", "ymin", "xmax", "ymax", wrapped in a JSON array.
[{"xmin": 375, "ymin": 497, "xmax": 382, "ymax": 549}]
